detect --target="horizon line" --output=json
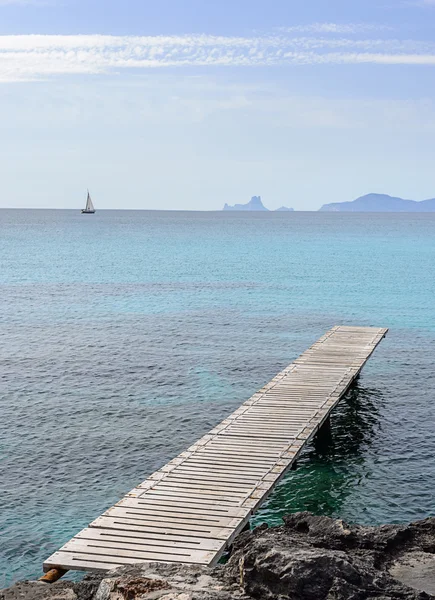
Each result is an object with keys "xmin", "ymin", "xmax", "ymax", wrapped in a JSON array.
[{"xmin": 0, "ymin": 206, "xmax": 314, "ymax": 211}]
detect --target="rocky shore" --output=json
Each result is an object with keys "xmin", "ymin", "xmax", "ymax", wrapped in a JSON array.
[{"xmin": 3, "ymin": 513, "xmax": 435, "ymax": 600}]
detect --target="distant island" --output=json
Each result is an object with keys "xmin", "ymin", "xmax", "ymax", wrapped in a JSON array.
[
  {"xmin": 222, "ymin": 192, "xmax": 435, "ymax": 212},
  {"xmin": 223, "ymin": 196, "xmax": 294, "ymax": 212},
  {"xmin": 319, "ymin": 193, "xmax": 435, "ymax": 212}
]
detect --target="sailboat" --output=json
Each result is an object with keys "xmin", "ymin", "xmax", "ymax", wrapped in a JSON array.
[{"xmin": 81, "ymin": 190, "xmax": 95, "ymax": 214}]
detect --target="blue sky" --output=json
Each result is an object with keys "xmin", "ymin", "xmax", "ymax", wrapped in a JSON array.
[{"xmin": 1, "ymin": 0, "xmax": 435, "ymax": 210}]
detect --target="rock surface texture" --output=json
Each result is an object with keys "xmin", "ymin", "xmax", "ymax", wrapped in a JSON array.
[{"xmin": 2, "ymin": 513, "xmax": 435, "ymax": 600}]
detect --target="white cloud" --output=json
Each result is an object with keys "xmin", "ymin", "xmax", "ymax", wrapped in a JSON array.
[
  {"xmin": 401, "ymin": 0, "xmax": 435, "ymax": 6},
  {"xmin": 0, "ymin": 0, "xmax": 53, "ymax": 5},
  {"xmin": 278, "ymin": 23, "xmax": 392, "ymax": 34},
  {"xmin": 1, "ymin": 32, "xmax": 435, "ymax": 82}
]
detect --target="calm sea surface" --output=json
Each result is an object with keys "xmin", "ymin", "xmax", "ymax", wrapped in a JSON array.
[{"xmin": 1, "ymin": 210, "xmax": 435, "ymax": 585}]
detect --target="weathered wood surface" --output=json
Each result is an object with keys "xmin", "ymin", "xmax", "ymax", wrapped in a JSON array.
[{"xmin": 44, "ymin": 325, "xmax": 387, "ymax": 573}]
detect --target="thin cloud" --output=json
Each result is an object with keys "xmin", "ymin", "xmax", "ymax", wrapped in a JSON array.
[
  {"xmin": 1, "ymin": 33, "xmax": 435, "ymax": 82},
  {"xmin": 400, "ymin": 0, "xmax": 435, "ymax": 6},
  {"xmin": 278, "ymin": 23, "xmax": 393, "ymax": 34},
  {"xmin": 0, "ymin": 0, "xmax": 53, "ymax": 4}
]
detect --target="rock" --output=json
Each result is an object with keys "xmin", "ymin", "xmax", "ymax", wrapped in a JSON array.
[
  {"xmin": 93, "ymin": 563, "xmax": 247, "ymax": 600},
  {"xmin": 0, "ymin": 582, "xmax": 77, "ymax": 600},
  {"xmin": 3, "ymin": 514, "xmax": 435, "ymax": 600},
  {"xmin": 1, "ymin": 575, "xmax": 101, "ymax": 600},
  {"xmin": 390, "ymin": 552, "xmax": 435, "ymax": 596},
  {"xmin": 226, "ymin": 513, "xmax": 435, "ymax": 599}
]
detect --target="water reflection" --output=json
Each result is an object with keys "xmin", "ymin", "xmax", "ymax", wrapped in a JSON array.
[{"xmin": 252, "ymin": 382, "xmax": 385, "ymax": 527}]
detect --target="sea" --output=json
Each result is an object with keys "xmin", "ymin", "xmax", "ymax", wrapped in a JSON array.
[{"xmin": 1, "ymin": 209, "xmax": 435, "ymax": 586}]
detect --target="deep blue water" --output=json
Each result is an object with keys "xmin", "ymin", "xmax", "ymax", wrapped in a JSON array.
[{"xmin": 1, "ymin": 210, "xmax": 435, "ymax": 585}]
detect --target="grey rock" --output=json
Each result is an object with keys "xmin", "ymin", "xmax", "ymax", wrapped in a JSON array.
[
  {"xmin": 93, "ymin": 563, "xmax": 247, "ymax": 600},
  {"xmin": 3, "ymin": 514, "xmax": 435, "ymax": 600},
  {"xmin": 390, "ymin": 552, "xmax": 435, "ymax": 596},
  {"xmin": 1, "ymin": 576, "xmax": 102, "ymax": 600},
  {"xmin": 0, "ymin": 582, "xmax": 77, "ymax": 600},
  {"xmin": 226, "ymin": 513, "xmax": 435, "ymax": 599}
]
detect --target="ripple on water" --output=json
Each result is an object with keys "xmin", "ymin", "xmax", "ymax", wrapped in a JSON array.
[{"xmin": 1, "ymin": 210, "xmax": 435, "ymax": 585}]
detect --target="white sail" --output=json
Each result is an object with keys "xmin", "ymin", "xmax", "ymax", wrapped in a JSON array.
[{"xmin": 85, "ymin": 191, "xmax": 95, "ymax": 212}]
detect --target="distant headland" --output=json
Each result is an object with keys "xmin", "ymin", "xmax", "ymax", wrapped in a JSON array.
[
  {"xmin": 320, "ymin": 193, "xmax": 435, "ymax": 212},
  {"xmin": 223, "ymin": 196, "xmax": 294, "ymax": 212},
  {"xmin": 223, "ymin": 193, "xmax": 435, "ymax": 212}
]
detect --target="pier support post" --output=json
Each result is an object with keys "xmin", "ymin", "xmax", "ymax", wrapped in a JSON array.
[
  {"xmin": 320, "ymin": 415, "xmax": 331, "ymax": 434},
  {"xmin": 39, "ymin": 569, "xmax": 67, "ymax": 583},
  {"xmin": 315, "ymin": 415, "xmax": 332, "ymax": 452}
]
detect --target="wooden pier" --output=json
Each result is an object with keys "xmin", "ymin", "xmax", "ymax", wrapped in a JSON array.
[{"xmin": 43, "ymin": 325, "xmax": 387, "ymax": 574}]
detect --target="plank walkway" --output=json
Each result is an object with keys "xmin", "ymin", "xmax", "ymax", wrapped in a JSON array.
[{"xmin": 44, "ymin": 325, "xmax": 387, "ymax": 574}]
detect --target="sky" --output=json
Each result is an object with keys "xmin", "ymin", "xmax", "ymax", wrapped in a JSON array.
[{"xmin": 1, "ymin": 0, "xmax": 435, "ymax": 210}]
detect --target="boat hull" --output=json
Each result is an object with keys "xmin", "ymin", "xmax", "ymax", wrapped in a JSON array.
[{"xmin": 81, "ymin": 210, "xmax": 95, "ymax": 214}]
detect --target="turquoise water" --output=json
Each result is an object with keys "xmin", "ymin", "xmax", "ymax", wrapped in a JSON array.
[{"xmin": 1, "ymin": 210, "xmax": 435, "ymax": 585}]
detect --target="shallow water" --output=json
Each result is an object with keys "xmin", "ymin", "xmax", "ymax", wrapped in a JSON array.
[{"xmin": 1, "ymin": 210, "xmax": 434, "ymax": 585}]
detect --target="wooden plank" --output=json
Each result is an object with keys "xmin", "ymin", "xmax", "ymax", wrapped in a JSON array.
[
  {"xmin": 142, "ymin": 483, "xmax": 250, "ymax": 496},
  {"xmin": 45, "ymin": 546, "xmax": 217, "ymax": 571},
  {"xmin": 140, "ymin": 490, "xmax": 243, "ymax": 504},
  {"xmin": 188, "ymin": 451, "xmax": 278, "ymax": 462},
  {"xmin": 170, "ymin": 463, "xmax": 269, "ymax": 474},
  {"xmin": 105, "ymin": 507, "xmax": 244, "ymax": 529},
  {"xmin": 158, "ymin": 472, "xmax": 263, "ymax": 484},
  {"xmin": 57, "ymin": 542, "xmax": 216, "ymax": 563},
  {"xmin": 128, "ymin": 496, "xmax": 244, "ymax": 511},
  {"xmin": 90, "ymin": 516, "xmax": 234, "ymax": 539},
  {"xmin": 155, "ymin": 480, "xmax": 253, "ymax": 493},
  {"xmin": 64, "ymin": 536, "xmax": 219, "ymax": 555},
  {"xmin": 44, "ymin": 325, "xmax": 387, "ymax": 574},
  {"xmin": 118, "ymin": 498, "xmax": 249, "ymax": 518},
  {"xmin": 74, "ymin": 528, "xmax": 225, "ymax": 551},
  {"xmin": 125, "ymin": 496, "xmax": 249, "ymax": 516}
]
